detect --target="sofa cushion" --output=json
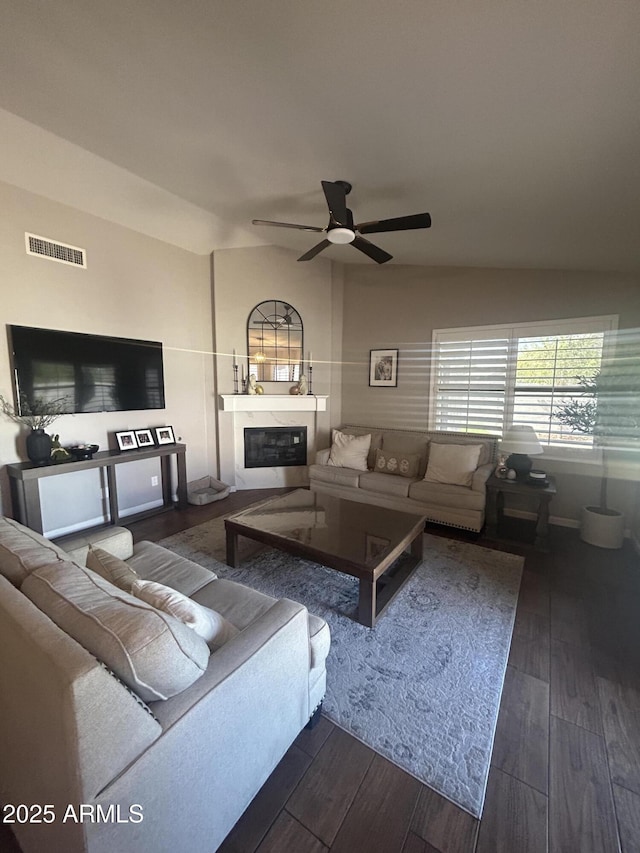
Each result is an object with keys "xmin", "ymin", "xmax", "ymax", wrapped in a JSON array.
[
  {"xmin": 308, "ymin": 463, "xmax": 362, "ymax": 488},
  {"xmin": 426, "ymin": 434, "xmax": 495, "ymax": 466},
  {"xmin": 191, "ymin": 578, "xmax": 277, "ymax": 629},
  {"xmin": 22, "ymin": 561, "xmax": 210, "ymax": 702},
  {"xmin": 373, "ymin": 448, "xmax": 421, "ymax": 479},
  {"xmin": 358, "ymin": 471, "xmax": 413, "ymax": 498},
  {"xmin": 0, "ymin": 516, "xmax": 70, "ymax": 587},
  {"xmin": 132, "ymin": 579, "xmax": 239, "ymax": 651},
  {"xmin": 192, "ymin": 578, "xmax": 329, "ymax": 670},
  {"xmin": 424, "ymin": 443, "xmax": 482, "ymax": 487},
  {"xmin": 339, "ymin": 426, "xmax": 383, "ymax": 470},
  {"xmin": 327, "ymin": 430, "xmax": 371, "ymax": 471},
  {"xmin": 381, "ymin": 433, "xmax": 430, "ymax": 477},
  {"xmin": 87, "ymin": 546, "xmax": 139, "ymax": 592},
  {"xmin": 408, "ymin": 480, "xmax": 486, "ymax": 511},
  {"xmin": 127, "ymin": 540, "xmax": 216, "ymax": 596}
]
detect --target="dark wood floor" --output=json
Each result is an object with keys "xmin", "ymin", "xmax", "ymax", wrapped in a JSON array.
[
  {"xmin": 3, "ymin": 490, "xmax": 639, "ymax": 853},
  {"xmin": 134, "ymin": 491, "xmax": 640, "ymax": 853}
]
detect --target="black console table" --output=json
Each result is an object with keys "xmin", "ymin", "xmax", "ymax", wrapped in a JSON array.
[{"xmin": 7, "ymin": 443, "xmax": 187, "ymax": 534}]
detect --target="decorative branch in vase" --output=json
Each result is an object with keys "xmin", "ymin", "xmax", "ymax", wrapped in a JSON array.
[{"xmin": 0, "ymin": 394, "xmax": 70, "ymax": 465}]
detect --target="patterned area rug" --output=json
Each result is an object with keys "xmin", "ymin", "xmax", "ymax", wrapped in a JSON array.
[{"xmin": 159, "ymin": 518, "xmax": 523, "ymax": 818}]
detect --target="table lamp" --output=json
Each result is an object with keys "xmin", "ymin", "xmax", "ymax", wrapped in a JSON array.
[{"xmin": 500, "ymin": 425, "xmax": 543, "ymax": 481}]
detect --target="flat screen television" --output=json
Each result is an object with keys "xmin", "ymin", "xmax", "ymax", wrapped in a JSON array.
[{"xmin": 8, "ymin": 325, "xmax": 165, "ymax": 414}]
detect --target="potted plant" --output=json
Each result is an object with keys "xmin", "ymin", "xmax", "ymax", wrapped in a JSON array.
[
  {"xmin": 0, "ymin": 393, "xmax": 69, "ymax": 465},
  {"xmin": 555, "ymin": 352, "xmax": 640, "ymax": 548}
]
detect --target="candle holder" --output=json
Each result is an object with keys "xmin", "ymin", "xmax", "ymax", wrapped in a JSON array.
[
  {"xmin": 307, "ymin": 365, "xmax": 313, "ymax": 395},
  {"xmin": 233, "ymin": 364, "xmax": 239, "ymax": 394}
]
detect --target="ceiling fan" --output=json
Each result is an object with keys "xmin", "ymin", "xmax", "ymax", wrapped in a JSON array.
[{"xmin": 252, "ymin": 180, "xmax": 432, "ymax": 264}]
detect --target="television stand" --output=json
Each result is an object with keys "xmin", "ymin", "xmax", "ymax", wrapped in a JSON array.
[{"xmin": 7, "ymin": 443, "xmax": 187, "ymax": 535}]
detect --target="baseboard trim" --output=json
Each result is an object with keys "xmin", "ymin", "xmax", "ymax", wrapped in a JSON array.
[
  {"xmin": 503, "ymin": 507, "xmax": 636, "ymax": 539},
  {"xmin": 45, "ymin": 499, "xmax": 165, "ymax": 539},
  {"xmin": 118, "ymin": 499, "xmax": 164, "ymax": 518}
]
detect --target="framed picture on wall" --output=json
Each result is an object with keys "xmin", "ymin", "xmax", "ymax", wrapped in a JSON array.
[
  {"xmin": 115, "ymin": 430, "xmax": 138, "ymax": 451},
  {"xmin": 369, "ymin": 349, "xmax": 398, "ymax": 387},
  {"xmin": 155, "ymin": 426, "xmax": 175, "ymax": 445}
]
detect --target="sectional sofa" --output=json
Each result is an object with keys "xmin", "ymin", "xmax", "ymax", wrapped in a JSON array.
[
  {"xmin": 309, "ymin": 425, "xmax": 498, "ymax": 532},
  {"xmin": 0, "ymin": 517, "xmax": 330, "ymax": 853}
]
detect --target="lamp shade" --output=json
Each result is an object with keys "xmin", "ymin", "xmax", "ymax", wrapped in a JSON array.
[{"xmin": 500, "ymin": 425, "xmax": 544, "ymax": 455}]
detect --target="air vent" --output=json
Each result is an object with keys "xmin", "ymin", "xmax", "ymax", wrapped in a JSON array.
[{"xmin": 25, "ymin": 233, "xmax": 87, "ymax": 268}]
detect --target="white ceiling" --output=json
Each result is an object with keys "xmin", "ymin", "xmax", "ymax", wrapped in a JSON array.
[{"xmin": 1, "ymin": 0, "xmax": 639, "ymax": 271}]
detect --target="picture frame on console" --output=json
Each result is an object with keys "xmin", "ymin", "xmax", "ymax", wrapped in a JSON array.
[
  {"xmin": 155, "ymin": 425, "xmax": 175, "ymax": 445},
  {"xmin": 369, "ymin": 348, "xmax": 398, "ymax": 387},
  {"xmin": 135, "ymin": 429, "xmax": 154, "ymax": 447},
  {"xmin": 115, "ymin": 430, "xmax": 138, "ymax": 451}
]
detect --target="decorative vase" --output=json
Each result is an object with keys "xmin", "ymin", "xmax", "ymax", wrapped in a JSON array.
[
  {"xmin": 580, "ymin": 505, "xmax": 625, "ymax": 549},
  {"xmin": 26, "ymin": 429, "xmax": 52, "ymax": 466}
]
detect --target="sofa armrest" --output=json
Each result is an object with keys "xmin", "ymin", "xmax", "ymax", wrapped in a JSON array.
[
  {"xmin": 149, "ymin": 597, "xmax": 313, "ymax": 729},
  {"xmin": 94, "ymin": 598, "xmax": 316, "ymax": 853},
  {"xmin": 61, "ymin": 526, "xmax": 134, "ymax": 565},
  {"xmin": 472, "ymin": 462, "xmax": 494, "ymax": 492},
  {"xmin": 315, "ymin": 448, "xmax": 331, "ymax": 465}
]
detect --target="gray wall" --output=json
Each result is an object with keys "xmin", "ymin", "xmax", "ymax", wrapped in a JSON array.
[
  {"xmin": 0, "ymin": 181, "xmax": 214, "ymax": 536},
  {"xmin": 2, "ymin": 174, "xmax": 638, "ymax": 538},
  {"xmin": 340, "ymin": 264, "xmax": 640, "ymax": 527}
]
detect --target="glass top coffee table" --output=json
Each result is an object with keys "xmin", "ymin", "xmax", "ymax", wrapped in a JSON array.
[{"xmin": 225, "ymin": 489, "xmax": 426, "ymax": 627}]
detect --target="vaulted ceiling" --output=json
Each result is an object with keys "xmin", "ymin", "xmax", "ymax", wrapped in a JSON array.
[{"xmin": 1, "ymin": 1, "xmax": 639, "ymax": 271}]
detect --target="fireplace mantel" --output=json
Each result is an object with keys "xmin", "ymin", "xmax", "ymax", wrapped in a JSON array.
[{"xmin": 219, "ymin": 394, "xmax": 328, "ymax": 413}]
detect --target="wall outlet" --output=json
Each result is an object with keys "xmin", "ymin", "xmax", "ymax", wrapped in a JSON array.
[{"xmin": 151, "ymin": 476, "xmax": 159, "ymax": 487}]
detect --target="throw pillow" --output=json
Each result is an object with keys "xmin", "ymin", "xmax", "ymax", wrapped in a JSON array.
[
  {"xmin": 327, "ymin": 429, "xmax": 371, "ymax": 471},
  {"xmin": 22, "ymin": 561, "xmax": 210, "ymax": 702},
  {"xmin": 131, "ymin": 579, "xmax": 239, "ymax": 651},
  {"xmin": 374, "ymin": 448, "xmax": 421, "ymax": 479},
  {"xmin": 423, "ymin": 443, "xmax": 483, "ymax": 487},
  {"xmin": 0, "ymin": 516, "xmax": 69, "ymax": 588},
  {"xmin": 87, "ymin": 546, "xmax": 139, "ymax": 592}
]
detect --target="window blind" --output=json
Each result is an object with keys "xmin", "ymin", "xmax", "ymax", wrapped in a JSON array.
[
  {"xmin": 431, "ymin": 316, "xmax": 618, "ymax": 448},
  {"xmin": 432, "ymin": 336, "xmax": 509, "ymax": 434}
]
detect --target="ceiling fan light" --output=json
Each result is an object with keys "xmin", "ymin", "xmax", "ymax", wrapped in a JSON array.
[{"xmin": 327, "ymin": 227, "xmax": 355, "ymax": 245}]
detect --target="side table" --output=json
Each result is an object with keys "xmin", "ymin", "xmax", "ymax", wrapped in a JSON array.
[{"xmin": 485, "ymin": 473, "xmax": 556, "ymax": 551}]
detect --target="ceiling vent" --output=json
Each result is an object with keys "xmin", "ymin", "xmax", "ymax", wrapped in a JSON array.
[{"xmin": 25, "ymin": 233, "xmax": 87, "ymax": 268}]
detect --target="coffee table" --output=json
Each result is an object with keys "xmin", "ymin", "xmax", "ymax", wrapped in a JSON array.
[{"xmin": 225, "ymin": 489, "xmax": 426, "ymax": 627}]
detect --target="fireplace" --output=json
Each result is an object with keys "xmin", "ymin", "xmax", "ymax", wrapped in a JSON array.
[
  {"xmin": 218, "ymin": 394, "xmax": 327, "ymax": 489},
  {"xmin": 244, "ymin": 427, "xmax": 307, "ymax": 469}
]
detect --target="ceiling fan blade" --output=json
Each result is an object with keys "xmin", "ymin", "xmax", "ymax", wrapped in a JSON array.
[
  {"xmin": 321, "ymin": 181, "xmax": 348, "ymax": 226},
  {"xmin": 352, "ymin": 236, "xmax": 393, "ymax": 264},
  {"xmin": 297, "ymin": 240, "xmax": 331, "ymax": 262},
  {"xmin": 252, "ymin": 219, "xmax": 325, "ymax": 233},
  {"xmin": 356, "ymin": 212, "xmax": 432, "ymax": 234}
]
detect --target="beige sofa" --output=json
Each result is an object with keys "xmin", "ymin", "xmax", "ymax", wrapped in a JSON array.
[
  {"xmin": 309, "ymin": 426, "xmax": 498, "ymax": 532},
  {"xmin": 0, "ymin": 517, "xmax": 330, "ymax": 853}
]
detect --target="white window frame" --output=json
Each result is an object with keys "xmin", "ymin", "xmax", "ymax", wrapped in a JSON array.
[{"xmin": 429, "ymin": 314, "xmax": 619, "ymax": 462}]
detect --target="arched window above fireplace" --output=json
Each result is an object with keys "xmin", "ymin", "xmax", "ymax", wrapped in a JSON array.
[{"xmin": 246, "ymin": 300, "xmax": 303, "ymax": 382}]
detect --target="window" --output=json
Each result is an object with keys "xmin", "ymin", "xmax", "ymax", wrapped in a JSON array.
[{"xmin": 429, "ymin": 315, "xmax": 618, "ymax": 450}]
